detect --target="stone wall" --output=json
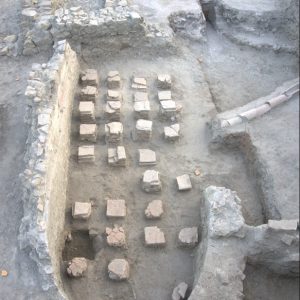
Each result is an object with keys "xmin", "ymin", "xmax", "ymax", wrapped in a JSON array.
[
  {"xmin": 20, "ymin": 2, "xmax": 174, "ymax": 56},
  {"xmin": 19, "ymin": 40, "xmax": 79, "ymax": 296}
]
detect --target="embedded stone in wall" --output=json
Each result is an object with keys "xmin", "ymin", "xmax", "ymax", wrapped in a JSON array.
[
  {"xmin": 172, "ymin": 282, "xmax": 188, "ymax": 300},
  {"xmin": 78, "ymin": 145, "xmax": 95, "ymax": 163},
  {"xmin": 132, "ymin": 77, "xmax": 147, "ymax": 90},
  {"xmin": 142, "ymin": 170, "xmax": 162, "ymax": 193},
  {"xmin": 106, "ymin": 225, "xmax": 126, "ymax": 247},
  {"xmin": 105, "ymin": 122, "xmax": 123, "ymax": 143},
  {"xmin": 135, "ymin": 119, "xmax": 152, "ymax": 141},
  {"xmin": 81, "ymin": 69, "xmax": 99, "ymax": 86},
  {"xmin": 107, "ymin": 90, "xmax": 122, "ymax": 102},
  {"xmin": 144, "ymin": 226, "xmax": 166, "ymax": 247},
  {"xmin": 134, "ymin": 101, "xmax": 151, "ymax": 119},
  {"xmin": 108, "ymin": 259, "xmax": 130, "ymax": 281},
  {"xmin": 80, "ymin": 124, "xmax": 97, "ymax": 142},
  {"xmin": 157, "ymin": 74, "xmax": 172, "ymax": 89},
  {"xmin": 158, "ymin": 90, "xmax": 172, "ymax": 101},
  {"xmin": 105, "ymin": 101, "xmax": 121, "ymax": 121},
  {"xmin": 80, "ymin": 86, "xmax": 98, "ymax": 102},
  {"xmin": 176, "ymin": 174, "xmax": 192, "ymax": 191},
  {"xmin": 178, "ymin": 227, "xmax": 199, "ymax": 248},
  {"xmin": 106, "ymin": 199, "xmax": 126, "ymax": 218},
  {"xmin": 160, "ymin": 100, "xmax": 177, "ymax": 118},
  {"xmin": 79, "ymin": 102, "xmax": 95, "ymax": 123},
  {"xmin": 108, "ymin": 146, "xmax": 127, "ymax": 167},
  {"xmin": 134, "ymin": 92, "xmax": 149, "ymax": 102},
  {"xmin": 67, "ymin": 257, "xmax": 88, "ymax": 278},
  {"xmin": 72, "ymin": 202, "xmax": 92, "ymax": 220},
  {"xmin": 138, "ymin": 149, "xmax": 156, "ymax": 166},
  {"xmin": 107, "ymin": 71, "xmax": 121, "ymax": 89},
  {"xmin": 145, "ymin": 200, "xmax": 164, "ymax": 219},
  {"xmin": 164, "ymin": 124, "xmax": 180, "ymax": 141}
]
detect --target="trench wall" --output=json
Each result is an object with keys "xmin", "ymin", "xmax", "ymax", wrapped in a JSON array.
[{"xmin": 19, "ymin": 40, "xmax": 79, "ymax": 295}]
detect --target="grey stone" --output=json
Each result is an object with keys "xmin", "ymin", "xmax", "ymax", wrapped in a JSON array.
[
  {"xmin": 172, "ymin": 282, "xmax": 188, "ymax": 300},
  {"xmin": 108, "ymin": 259, "xmax": 130, "ymax": 281},
  {"xmin": 178, "ymin": 227, "xmax": 199, "ymax": 247},
  {"xmin": 176, "ymin": 174, "xmax": 192, "ymax": 191}
]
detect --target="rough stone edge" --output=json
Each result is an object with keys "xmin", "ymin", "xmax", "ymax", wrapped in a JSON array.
[
  {"xmin": 189, "ymin": 186, "xmax": 299, "ymax": 300},
  {"xmin": 18, "ymin": 40, "xmax": 79, "ymax": 298},
  {"xmin": 209, "ymin": 78, "xmax": 299, "ymax": 220}
]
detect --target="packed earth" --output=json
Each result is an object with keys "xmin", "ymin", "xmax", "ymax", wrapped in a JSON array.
[{"xmin": 0, "ymin": 0, "xmax": 299, "ymax": 300}]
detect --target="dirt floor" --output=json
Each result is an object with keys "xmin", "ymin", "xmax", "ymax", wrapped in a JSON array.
[
  {"xmin": 62, "ymin": 43, "xmax": 266, "ymax": 300},
  {"xmin": 0, "ymin": 0, "xmax": 298, "ymax": 299}
]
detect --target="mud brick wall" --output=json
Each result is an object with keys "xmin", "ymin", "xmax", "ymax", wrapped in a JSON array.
[{"xmin": 19, "ymin": 40, "xmax": 79, "ymax": 296}]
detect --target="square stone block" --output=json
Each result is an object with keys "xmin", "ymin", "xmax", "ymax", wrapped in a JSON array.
[
  {"xmin": 78, "ymin": 145, "xmax": 95, "ymax": 163},
  {"xmin": 158, "ymin": 90, "xmax": 172, "ymax": 101},
  {"xmin": 135, "ymin": 119, "xmax": 152, "ymax": 141},
  {"xmin": 138, "ymin": 149, "xmax": 156, "ymax": 166},
  {"xmin": 80, "ymin": 124, "xmax": 97, "ymax": 142},
  {"xmin": 106, "ymin": 199, "xmax": 126, "ymax": 218},
  {"xmin": 134, "ymin": 101, "xmax": 151, "ymax": 119},
  {"xmin": 72, "ymin": 202, "xmax": 92, "ymax": 220},
  {"xmin": 176, "ymin": 174, "xmax": 192, "ymax": 191},
  {"xmin": 160, "ymin": 100, "xmax": 177, "ymax": 118},
  {"xmin": 144, "ymin": 226, "xmax": 166, "ymax": 247},
  {"xmin": 79, "ymin": 101, "xmax": 95, "ymax": 123},
  {"xmin": 142, "ymin": 170, "xmax": 162, "ymax": 193}
]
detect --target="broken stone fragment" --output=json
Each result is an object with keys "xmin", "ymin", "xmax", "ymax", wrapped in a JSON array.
[
  {"xmin": 164, "ymin": 124, "xmax": 180, "ymax": 141},
  {"xmin": 107, "ymin": 71, "xmax": 121, "ymax": 89},
  {"xmin": 144, "ymin": 226, "xmax": 166, "ymax": 247},
  {"xmin": 157, "ymin": 74, "xmax": 172, "ymax": 89},
  {"xmin": 142, "ymin": 170, "xmax": 162, "ymax": 193},
  {"xmin": 80, "ymin": 86, "xmax": 98, "ymax": 102},
  {"xmin": 67, "ymin": 257, "xmax": 88, "ymax": 278},
  {"xmin": 132, "ymin": 77, "xmax": 147, "ymax": 90},
  {"xmin": 145, "ymin": 200, "xmax": 163, "ymax": 219},
  {"xmin": 108, "ymin": 259, "xmax": 130, "ymax": 281},
  {"xmin": 134, "ymin": 101, "xmax": 151, "ymax": 119},
  {"xmin": 172, "ymin": 282, "xmax": 188, "ymax": 300},
  {"xmin": 106, "ymin": 199, "xmax": 126, "ymax": 218},
  {"xmin": 3, "ymin": 35, "xmax": 17, "ymax": 44},
  {"xmin": 176, "ymin": 174, "xmax": 192, "ymax": 191},
  {"xmin": 108, "ymin": 146, "xmax": 127, "ymax": 167},
  {"xmin": 107, "ymin": 89, "xmax": 122, "ymax": 101},
  {"xmin": 106, "ymin": 225, "xmax": 126, "ymax": 247},
  {"xmin": 81, "ymin": 69, "xmax": 99, "ymax": 86},
  {"xmin": 178, "ymin": 227, "xmax": 199, "ymax": 248},
  {"xmin": 105, "ymin": 122, "xmax": 123, "ymax": 143},
  {"xmin": 105, "ymin": 101, "xmax": 121, "ymax": 121},
  {"xmin": 72, "ymin": 202, "xmax": 92, "ymax": 220}
]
